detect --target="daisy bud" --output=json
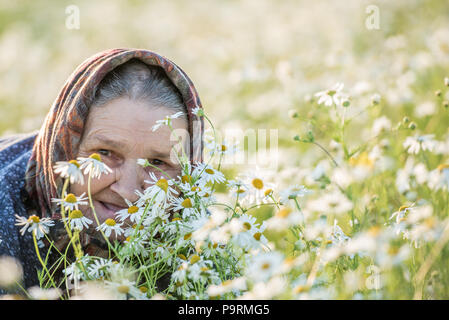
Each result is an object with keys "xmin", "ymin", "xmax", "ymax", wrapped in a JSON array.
[
  {"xmin": 443, "ymin": 100, "xmax": 449, "ymax": 109},
  {"xmin": 435, "ymin": 90, "xmax": 442, "ymax": 97},
  {"xmin": 288, "ymin": 109, "xmax": 299, "ymax": 118},
  {"xmin": 408, "ymin": 122, "xmax": 416, "ymax": 130},
  {"xmin": 444, "ymin": 77, "xmax": 449, "ymax": 87}
]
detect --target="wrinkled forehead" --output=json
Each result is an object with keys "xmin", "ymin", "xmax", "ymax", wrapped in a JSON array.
[{"xmin": 80, "ymin": 98, "xmax": 189, "ymax": 158}]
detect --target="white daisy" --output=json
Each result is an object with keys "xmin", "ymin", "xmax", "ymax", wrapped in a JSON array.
[
  {"xmin": 115, "ymin": 199, "xmax": 146, "ymax": 224},
  {"xmin": 15, "ymin": 214, "xmax": 54, "ymax": 240},
  {"xmin": 77, "ymin": 153, "xmax": 113, "ymax": 179},
  {"xmin": 280, "ymin": 184, "xmax": 311, "ymax": 205},
  {"xmin": 428, "ymin": 164, "xmax": 449, "ymax": 191},
  {"xmin": 62, "ymin": 209, "xmax": 93, "ymax": 231},
  {"xmin": 104, "ymin": 278, "xmax": 143, "ymax": 300},
  {"xmin": 51, "ymin": 192, "xmax": 88, "ymax": 211},
  {"xmin": 53, "ymin": 159, "xmax": 85, "ymax": 185},
  {"xmin": 246, "ymin": 251, "xmax": 284, "ymax": 283},
  {"xmin": 96, "ymin": 218, "xmax": 124, "ymax": 237},
  {"xmin": 403, "ymin": 134, "xmax": 437, "ymax": 154},
  {"xmin": 137, "ymin": 172, "xmax": 179, "ymax": 207},
  {"xmin": 192, "ymin": 107, "xmax": 205, "ymax": 117},
  {"xmin": 314, "ymin": 82, "xmax": 348, "ymax": 107},
  {"xmin": 171, "ymin": 197, "xmax": 199, "ymax": 219},
  {"xmin": 192, "ymin": 162, "xmax": 226, "ymax": 184},
  {"xmin": 87, "ymin": 258, "xmax": 113, "ymax": 279},
  {"xmin": 151, "ymin": 111, "xmax": 185, "ymax": 132}
]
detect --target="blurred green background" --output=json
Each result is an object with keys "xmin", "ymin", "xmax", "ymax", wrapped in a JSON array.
[{"xmin": 1, "ymin": 0, "xmax": 448, "ymax": 174}]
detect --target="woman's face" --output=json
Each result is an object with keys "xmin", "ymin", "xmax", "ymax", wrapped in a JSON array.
[{"xmin": 70, "ymin": 97, "xmax": 188, "ymax": 237}]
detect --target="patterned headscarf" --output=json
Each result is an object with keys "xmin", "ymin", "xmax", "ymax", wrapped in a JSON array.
[{"xmin": 24, "ymin": 48, "xmax": 205, "ymax": 221}]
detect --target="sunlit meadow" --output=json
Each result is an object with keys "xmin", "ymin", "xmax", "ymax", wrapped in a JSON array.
[{"xmin": 1, "ymin": 0, "xmax": 449, "ymax": 300}]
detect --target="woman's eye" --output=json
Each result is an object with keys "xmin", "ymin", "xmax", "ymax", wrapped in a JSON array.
[
  {"xmin": 149, "ymin": 159, "xmax": 164, "ymax": 166},
  {"xmin": 98, "ymin": 149, "xmax": 111, "ymax": 157}
]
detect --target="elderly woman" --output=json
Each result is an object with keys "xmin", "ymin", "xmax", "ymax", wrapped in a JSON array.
[{"xmin": 0, "ymin": 48, "xmax": 204, "ymax": 293}]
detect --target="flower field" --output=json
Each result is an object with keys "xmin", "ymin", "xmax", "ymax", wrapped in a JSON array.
[{"xmin": 0, "ymin": 0, "xmax": 449, "ymax": 300}]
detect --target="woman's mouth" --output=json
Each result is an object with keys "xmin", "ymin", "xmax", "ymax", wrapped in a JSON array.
[{"xmin": 95, "ymin": 200, "xmax": 126, "ymax": 220}]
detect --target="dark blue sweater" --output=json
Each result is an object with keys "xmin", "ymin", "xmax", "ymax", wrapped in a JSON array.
[{"xmin": 0, "ymin": 131, "xmax": 41, "ymax": 294}]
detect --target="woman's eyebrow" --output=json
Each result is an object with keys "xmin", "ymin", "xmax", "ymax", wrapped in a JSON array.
[{"xmin": 85, "ymin": 134, "xmax": 127, "ymax": 150}]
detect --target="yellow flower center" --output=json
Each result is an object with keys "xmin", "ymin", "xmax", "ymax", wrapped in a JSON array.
[
  {"xmin": 177, "ymin": 254, "xmax": 187, "ymax": 260},
  {"xmin": 203, "ymin": 192, "xmax": 210, "ymax": 198},
  {"xmin": 127, "ymin": 206, "xmax": 139, "ymax": 214},
  {"xmin": 64, "ymin": 193, "xmax": 78, "ymax": 203},
  {"xmin": 69, "ymin": 210, "xmax": 83, "ymax": 219},
  {"xmin": 276, "ymin": 207, "xmax": 293, "ymax": 218},
  {"xmin": 221, "ymin": 144, "xmax": 227, "ymax": 152},
  {"xmin": 191, "ymin": 186, "xmax": 201, "ymax": 192},
  {"xmin": 139, "ymin": 286, "xmax": 148, "ymax": 294},
  {"xmin": 28, "ymin": 215, "xmax": 40, "ymax": 224},
  {"xmin": 253, "ymin": 232, "xmax": 262, "ymax": 241},
  {"xmin": 261, "ymin": 263, "xmax": 271, "ymax": 270},
  {"xmin": 117, "ymin": 285, "xmax": 129, "ymax": 294},
  {"xmin": 243, "ymin": 222, "xmax": 252, "ymax": 230},
  {"xmin": 236, "ymin": 188, "xmax": 246, "ymax": 194},
  {"xmin": 105, "ymin": 218, "xmax": 116, "ymax": 227},
  {"xmin": 437, "ymin": 163, "xmax": 449, "ymax": 171},
  {"xmin": 156, "ymin": 179, "xmax": 168, "ymax": 192},
  {"xmin": 184, "ymin": 233, "xmax": 192, "ymax": 240},
  {"xmin": 205, "ymin": 168, "xmax": 215, "ymax": 175},
  {"xmin": 181, "ymin": 175, "xmax": 191, "ymax": 183},
  {"xmin": 89, "ymin": 153, "xmax": 102, "ymax": 162},
  {"xmin": 264, "ymin": 188, "xmax": 273, "ymax": 197},
  {"xmin": 190, "ymin": 254, "xmax": 201, "ymax": 264},
  {"xmin": 368, "ymin": 226, "xmax": 381, "ymax": 236},
  {"xmin": 349, "ymin": 152, "xmax": 374, "ymax": 168},
  {"xmin": 132, "ymin": 224, "xmax": 144, "ymax": 230},
  {"xmin": 125, "ymin": 236, "xmax": 131, "ymax": 242},
  {"xmin": 171, "ymin": 217, "xmax": 182, "ymax": 222},
  {"xmin": 181, "ymin": 198, "xmax": 193, "ymax": 208},
  {"xmin": 69, "ymin": 160, "xmax": 80, "ymax": 168},
  {"xmin": 252, "ymin": 178, "xmax": 264, "ymax": 190}
]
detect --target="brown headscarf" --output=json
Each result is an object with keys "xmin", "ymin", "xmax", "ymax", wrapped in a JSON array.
[{"xmin": 24, "ymin": 48, "xmax": 205, "ymax": 221}]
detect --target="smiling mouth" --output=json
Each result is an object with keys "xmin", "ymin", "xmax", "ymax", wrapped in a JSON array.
[{"xmin": 97, "ymin": 201, "xmax": 126, "ymax": 218}]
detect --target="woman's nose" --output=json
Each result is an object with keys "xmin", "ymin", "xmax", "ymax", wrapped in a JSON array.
[{"xmin": 109, "ymin": 160, "xmax": 146, "ymax": 203}]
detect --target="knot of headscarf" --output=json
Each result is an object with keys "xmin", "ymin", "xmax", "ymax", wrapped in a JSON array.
[{"xmin": 24, "ymin": 48, "xmax": 205, "ymax": 221}]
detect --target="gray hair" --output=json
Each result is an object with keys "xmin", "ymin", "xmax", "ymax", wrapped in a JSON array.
[{"xmin": 92, "ymin": 59, "xmax": 187, "ymax": 118}]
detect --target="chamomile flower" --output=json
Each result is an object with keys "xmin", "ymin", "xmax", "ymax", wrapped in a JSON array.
[
  {"xmin": 279, "ymin": 184, "xmax": 311, "ymax": 205},
  {"xmin": 192, "ymin": 162, "xmax": 226, "ymax": 184},
  {"xmin": 240, "ymin": 170, "xmax": 275, "ymax": 205},
  {"xmin": 151, "ymin": 111, "xmax": 185, "ymax": 132},
  {"xmin": 96, "ymin": 218, "xmax": 124, "ymax": 237},
  {"xmin": 205, "ymin": 139, "xmax": 239, "ymax": 157},
  {"xmin": 265, "ymin": 207, "xmax": 303, "ymax": 231},
  {"xmin": 192, "ymin": 107, "xmax": 205, "ymax": 117},
  {"xmin": 104, "ymin": 278, "xmax": 143, "ymax": 300},
  {"xmin": 77, "ymin": 153, "xmax": 113, "ymax": 179},
  {"xmin": 403, "ymin": 134, "xmax": 437, "ymax": 154},
  {"xmin": 172, "ymin": 197, "xmax": 199, "ymax": 219},
  {"xmin": 315, "ymin": 82, "xmax": 347, "ymax": 107},
  {"xmin": 15, "ymin": 214, "xmax": 54, "ymax": 240},
  {"xmin": 428, "ymin": 163, "xmax": 449, "ymax": 191},
  {"xmin": 115, "ymin": 199, "xmax": 146, "ymax": 224},
  {"xmin": 51, "ymin": 192, "xmax": 88, "ymax": 211},
  {"xmin": 87, "ymin": 258, "xmax": 113, "ymax": 279},
  {"xmin": 53, "ymin": 159, "xmax": 85, "ymax": 185},
  {"xmin": 137, "ymin": 172, "xmax": 179, "ymax": 207},
  {"xmin": 246, "ymin": 251, "xmax": 284, "ymax": 283},
  {"xmin": 62, "ymin": 209, "xmax": 93, "ymax": 231}
]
